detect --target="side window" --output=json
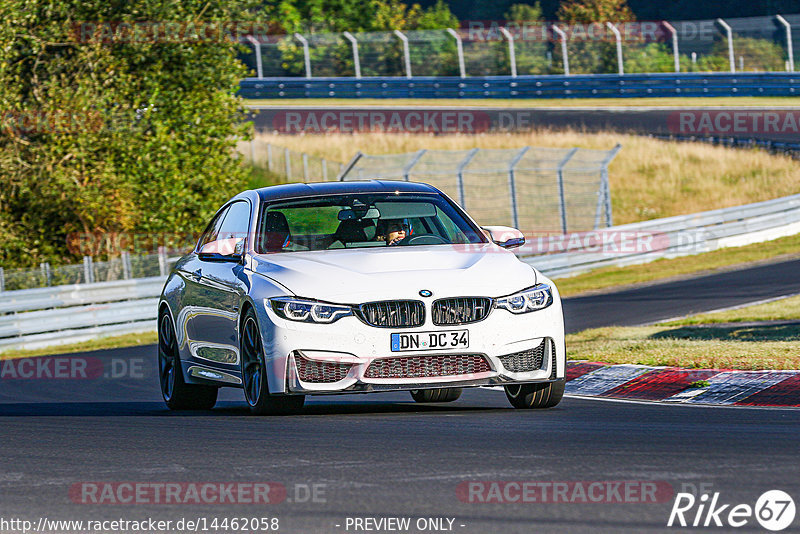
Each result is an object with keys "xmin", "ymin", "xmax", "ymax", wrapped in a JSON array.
[
  {"xmin": 198, "ymin": 206, "xmax": 230, "ymax": 250},
  {"xmin": 217, "ymin": 201, "xmax": 251, "ymax": 242}
]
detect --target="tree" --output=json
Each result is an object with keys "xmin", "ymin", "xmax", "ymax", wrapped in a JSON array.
[
  {"xmin": 0, "ymin": 0, "xmax": 253, "ymax": 268},
  {"xmin": 556, "ymin": 0, "xmax": 635, "ymax": 74}
]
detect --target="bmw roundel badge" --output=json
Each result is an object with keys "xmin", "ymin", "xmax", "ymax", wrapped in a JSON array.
[{"xmin": 419, "ymin": 290, "xmax": 433, "ymax": 297}]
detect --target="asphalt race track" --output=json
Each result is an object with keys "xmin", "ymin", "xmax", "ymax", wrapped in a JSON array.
[{"xmin": 2, "ymin": 258, "xmax": 799, "ymax": 534}]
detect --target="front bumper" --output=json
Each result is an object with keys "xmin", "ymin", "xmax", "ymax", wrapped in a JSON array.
[{"xmin": 260, "ymin": 295, "xmax": 565, "ymax": 395}]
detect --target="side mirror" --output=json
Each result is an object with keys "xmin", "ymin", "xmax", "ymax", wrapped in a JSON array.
[
  {"xmin": 198, "ymin": 238, "xmax": 244, "ymax": 262},
  {"xmin": 482, "ymin": 226, "xmax": 525, "ymax": 249}
]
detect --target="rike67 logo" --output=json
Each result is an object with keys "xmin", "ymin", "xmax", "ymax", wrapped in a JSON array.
[{"xmin": 668, "ymin": 490, "xmax": 795, "ymax": 531}]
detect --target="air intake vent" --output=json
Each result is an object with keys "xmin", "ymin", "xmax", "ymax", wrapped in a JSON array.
[
  {"xmin": 432, "ymin": 297, "xmax": 492, "ymax": 325},
  {"xmin": 364, "ymin": 354, "xmax": 491, "ymax": 379},
  {"xmin": 499, "ymin": 340, "xmax": 548, "ymax": 373},
  {"xmin": 358, "ymin": 300, "xmax": 425, "ymax": 328},
  {"xmin": 294, "ymin": 353, "xmax": 352, "ymax": 383}
]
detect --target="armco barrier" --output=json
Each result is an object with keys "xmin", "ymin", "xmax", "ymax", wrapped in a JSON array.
[
  {"xmin": 522, "ymin": 193, "xmax": 800, "ymax": 277},
  {"xmin": 0, "ymin": 277, "xmax": 163, "ymax": 351},
  {"xmin": 1, "ymin": 194, "xmax": 799, "ymax": 351},
  {"xmin": 239, "ymin": 72, "xmax": 800, "ymax": 99}
]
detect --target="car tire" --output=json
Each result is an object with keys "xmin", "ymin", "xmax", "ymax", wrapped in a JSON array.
[
  {"xmin": 240, "ymin": 308, "xmax": 305, "ymax": 415},
  {"xmin": 410, "ymin": 388, "xmax": 462, "ymax": 403},
  {"xmin": 504, "ymin": 381, "xmax": 564, "ymax": 409},
  {"xmin": 158, "ymin": 312, "xmax": 218, "ymax": 410}
]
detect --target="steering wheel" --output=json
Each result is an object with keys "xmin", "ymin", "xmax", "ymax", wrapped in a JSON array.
[{"xmin": 407, "ymin": 234, "xmax": 449, "ymax": 245}]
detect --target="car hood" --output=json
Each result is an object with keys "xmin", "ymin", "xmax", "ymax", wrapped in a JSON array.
[{"xmin": 252, "ymin": 244, "xmax": 536, "ymax": 303}]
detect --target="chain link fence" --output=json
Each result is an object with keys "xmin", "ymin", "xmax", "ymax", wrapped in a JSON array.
[
  {"xmin": 238, "ymin": 138, "xmax": 344, "ymax": 182},
  {"xmin": 339, "ymin": 145, "xmax": 621, "ymax": 233},
  {"xmin": 0, "ymin": 251, "xmax": 176, "ymax": 292},
  {"xmin": 241, "ymin": 14, "xmax": 799, "ymax": 78}
]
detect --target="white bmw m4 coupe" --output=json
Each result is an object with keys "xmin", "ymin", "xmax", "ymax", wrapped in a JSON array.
[{"xmin": 158, "ymin": 180, "xmax": 565, "ymax": 414}]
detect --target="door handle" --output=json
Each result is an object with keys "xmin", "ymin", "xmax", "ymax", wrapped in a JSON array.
[{"xmin": 191, "ymin": 269, "xmax": 203, "ymax": 281}]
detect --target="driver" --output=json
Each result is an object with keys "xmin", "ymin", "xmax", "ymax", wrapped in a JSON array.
[{"xmin": 376, "ymin": 219, "xmax": 407, "ymax": 246}]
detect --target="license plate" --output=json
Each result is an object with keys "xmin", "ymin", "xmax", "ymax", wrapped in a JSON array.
[{"xmin": 391, "ymin": 330, "xmax": 469, "ymax": 352}]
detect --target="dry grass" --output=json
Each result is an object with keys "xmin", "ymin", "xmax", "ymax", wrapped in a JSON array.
[
  {"xmin": 252, "ymin": 130, "xmax": 800, "ymax": 225},
  {"xmin": 555, "ymin": 233, "xmax": 800, "ymax": 296},
  {"xmin": 660, "ymin": 294, "xmax": 800, "ymax": 326},
  {"xmin": 0, "ymin": 331, "xmax": 157, "ymax": 360},
  {"xmin": 567, "ymin": 325, "xmax": 800, "ymax": 370}
]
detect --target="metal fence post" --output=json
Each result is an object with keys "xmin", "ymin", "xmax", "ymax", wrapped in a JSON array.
[
  {"xmin": 158, "ymin": 247, "xmax": 167, "ymax": 277},
  {"xmin": 322, "ymin": 158, "xmax": 328, "ymax": 180},
  {"xmin": 446, "ymin": 28, "xmax": 466, "ymax": 78},
  {"xmin": 508, "ymin": 147, "xmax": 530, "ymax": 229},
  {"xmin": 394, "ymin": 30, "xmax": 412, "ymax": 78},
  {"xmin": 455, "ymin": 148, "xmax": 479, "ymax": 207},
  {"xmin": 716, "ymin": 18, "xmax": 735, "ymax": 73},
  {"xmin": 552, "ymin": 25, "xmax": 569, "ymax": 75},
  {"xmin": 83, "ymin": 256, "xmax": 94, "ymax": 284},
  {"xmin": 267, "ymin": 142, "xmax": 273, "ymax": 171},
  {"xmin": 302, "ymin": 152, "xmax": 310, "ymax": 181},
  {"xmin": 121, "ymin": 251, "xmax": 131, "ymax": 280},
  {"xmin": 598, "ymin": 144, "xmax": 622, "ymax": 228},
  {"xmin": 41, "ymin": 262, "xmax": 52, "ymax": 286},
  {"xmin": 402, "ymin": 149, "xmax": 427, "ymax": 182},
  {"xmin": 0, "ymin": 267, "xmax": 4, "ymax": 292},
  {"xmin": 776, "ymin": 15, "xmax": 794, "ymax": 72},
  {"xmin": 556, "ymin": 148, "xmax": 578, "ymax": 234},
  {"xmin": 337, "ymin": 152, "xmax": 364, "ymax": 180},
  {"xmin": 606, "ymin": 22, "xmax": 624, "ymax": 75},
  {"xmin": 343, "ymin": 31, "xmax": 361, "ymax": 78},
  {"xmin": 499, "ymin": 27, "xmax": 517, "ymax": 77},
  {"xmin": 285, "ymin": 147, "xmax": 291, "ymax": 180},
  {"xmin": 663, "ymin": 22, "xmax": 680, "ymax": 72},
  {"xmin": 245, "ymin": 36, "xmax": 263, "ymax": 78},
  {"xmin": 294, "ymin": 33, "xmax": 312, "ymax": 78}
]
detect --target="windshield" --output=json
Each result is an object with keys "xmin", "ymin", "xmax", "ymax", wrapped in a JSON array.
[{"xmin": 255, "ymin": 193, "xmax": 487, "ymax": 253}]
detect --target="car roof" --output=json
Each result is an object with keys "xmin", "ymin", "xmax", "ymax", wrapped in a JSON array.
[{"xmin": 254, "ymin": 180, "xmax": 439, "ymax": 202}]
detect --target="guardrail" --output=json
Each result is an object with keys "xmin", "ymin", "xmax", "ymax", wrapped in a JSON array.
[
  {"xmin": 0, "ymin": 277, "xmax": 163, "ymax": 351},
  {"xmin": 521, "ymin": 193, "xmax": 800, "ymax": 277},
  {"xmin": 1, "ymin": 194, "xmax": 799, "ymax": 352},
  {"xmin": 239, "ymin": 72, "xmax": 800, "ymax": 99}
]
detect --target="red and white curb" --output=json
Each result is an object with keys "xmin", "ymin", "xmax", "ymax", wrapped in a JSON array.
[{"xmin": 565, "ymin": 362, "xmax": 800, "ymax": 407}]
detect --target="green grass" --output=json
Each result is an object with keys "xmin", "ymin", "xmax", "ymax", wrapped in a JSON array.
[
  {"xmin": 568, "ymin": 293, "xmax": 800, "ymax": 370},
  {"xmin": 554, "ymin": 232, "xmax": 800, "ymax": 297},
  {"xmin": 245, "ymin": 96, "xmax": 800, "ymax": 108},
  {"xmin": 660, "ymin": 294, "xmax": 800, "ymax": 326},
  {"xmin": 567, "ymin": 324, "xmax": 800, "ymax": 370},
  {"xmin": 0, "ymin": 331, "xmax": 157, "ymax": 360}
]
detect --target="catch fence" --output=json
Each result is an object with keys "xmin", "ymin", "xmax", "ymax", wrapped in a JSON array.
[{"xmin": 338, "ymin": 145, "xmax": 621, "ymax": 233}]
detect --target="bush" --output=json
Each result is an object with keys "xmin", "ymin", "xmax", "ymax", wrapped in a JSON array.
[{"xmin": 0, "ymin": 0, "xmax": 253, "ymax": 268}]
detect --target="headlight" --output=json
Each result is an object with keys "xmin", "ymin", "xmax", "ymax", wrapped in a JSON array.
[
  {"xmin": 495, "ymin": 284, "xmax": 553, "ymax": 314},
  {"xmin": 269, "ymin": 297, "xmax": 353, "ymax": 324}
]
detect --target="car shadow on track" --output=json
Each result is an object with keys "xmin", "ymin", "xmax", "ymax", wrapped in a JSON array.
[{"xmin": 0, "ymin": 399, "xmax": 512, "ymax": 417}]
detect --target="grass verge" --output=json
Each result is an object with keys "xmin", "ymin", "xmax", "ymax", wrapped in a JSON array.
[
  {"xmin": 0, "ymin": 331, "xmax": 157, "ymax": 361},
  {"xmin": 661, "ymin": 295, "xmax": 800, "ymax": 326},
  {"xmin": 253, "ymin": 130, "xmax": 800, "ymax": 225},
  {"xmin": 567, "ymin": 294, "xmax": 800, "ymax": 370},
  {"xmin": 567, "ymin": 325, "xmax": 800, "ymax": 370},
  {"xmin": 245, "ymin": 96, "xmax": 800, "ymax": 108},
  {"xmin": 554, "ymin": 232, "xmax": 800, "ymax": 297}
]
